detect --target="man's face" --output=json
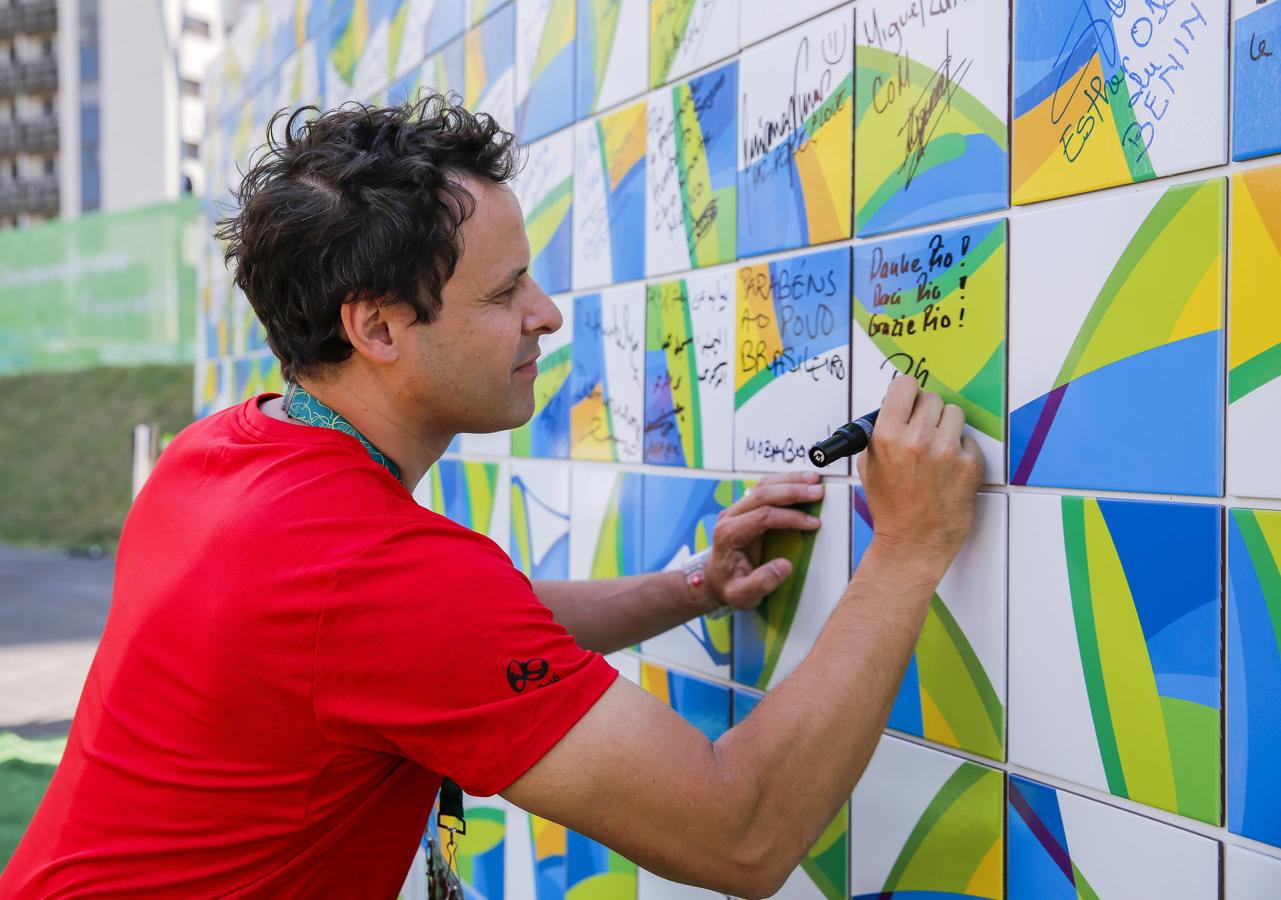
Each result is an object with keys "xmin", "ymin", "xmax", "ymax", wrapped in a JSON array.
[{"xmin": 397, "ymin": 175, "xmax": 562, "ymax": 435}]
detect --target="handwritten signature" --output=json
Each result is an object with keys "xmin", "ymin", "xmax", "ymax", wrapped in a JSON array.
[{"xmin": 896, "ymin": 32, "xmax": 972, "ymax": 188}]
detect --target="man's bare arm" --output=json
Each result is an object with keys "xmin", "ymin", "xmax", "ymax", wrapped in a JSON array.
[
  {"xmin": 532, "ymin": 474, "xmax": 825, "ymax": 654},
  {"xmin": 503, "ymin": 376, "xmax": 984, "ymax": 897},
  {"xmin": 531, "ymin": 571, "xmax": 707, "ymax": 654}
]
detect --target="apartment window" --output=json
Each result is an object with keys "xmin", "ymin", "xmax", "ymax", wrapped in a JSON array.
[
  {"xmin": 182, "ymin": 141, "xmax": 198, "ymax": 161},
  {"xmin": 79, "ymin": 42, "xmax": 98, "ymax": 80},
  {"xmin": 41, "ymin": 97, "xmax": 53, "ymax": 117},
  {"xmin": 42, "ymin": 157, "xmax": 54, "ymax": 176},
  {"xmin": 181, "ymin": 15, "xmax": 210, "ymax": 38},
  {"xmin": 81, "ymin": 159, "xmax": 99, "ymax": 209},
  {"xmin": 181, "ymin": 78, "xmax": 200, "ymax": 98},
  {"xmin": 80, "ymin": 104, "xmax": 98, "ymax": 141},
  {"xmin": 42, "ymin": 39, "xmax": 53, "ymax": 58},
  {"xmin": 80, "ymin": 115, "xmax": 100, "ymax": 210}
]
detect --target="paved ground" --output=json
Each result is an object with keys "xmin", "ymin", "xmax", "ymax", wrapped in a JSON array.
[{"xmin": 0, "ymin": 545, "xmax": 114, "ymax": 738}]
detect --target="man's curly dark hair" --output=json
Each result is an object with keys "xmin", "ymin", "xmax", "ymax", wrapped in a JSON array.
[{"xmin": 216, "ymin": 94, "xmax": 520, "ymax": 382}]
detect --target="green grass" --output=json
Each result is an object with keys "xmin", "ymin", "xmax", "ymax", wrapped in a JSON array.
[
  {"xmin": 0, "ymin": 733, "xmax": 66, "ymax": 868},
  {"xmin": 0, "ymin": 365, "xmax": 194, "ymax": 553}
]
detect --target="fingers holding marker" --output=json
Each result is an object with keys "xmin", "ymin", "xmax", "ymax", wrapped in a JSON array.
[
  {"xmin": 939, "ymin": 403, "xmax": 966, "ymax": 444},
  {"xmin": 878, "ymin": 373, "xmax": 921, "ymax": 432},
  {"xmin": 908, "ymin": 390, "xmax": 946, "ymax": 436}
]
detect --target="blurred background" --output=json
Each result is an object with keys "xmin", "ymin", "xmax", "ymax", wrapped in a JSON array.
[{"xmin": 0, "ymin": 0, "xmax": 234, "ymax": 864}]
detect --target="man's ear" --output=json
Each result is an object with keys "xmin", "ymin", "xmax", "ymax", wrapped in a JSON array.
[{"xmin": 339, "ymin": 294, "xmax": 401, "ymax": 366}]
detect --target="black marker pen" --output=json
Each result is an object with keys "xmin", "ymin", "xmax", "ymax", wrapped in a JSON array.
[{"xmin": 809, "ymin": 409, "xmax": 880, "ymax": 468}]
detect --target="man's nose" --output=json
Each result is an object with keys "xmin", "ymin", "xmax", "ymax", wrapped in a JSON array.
[{"xmin": 525, "ymin": 280, "xmax": 563, "ymax": 335}]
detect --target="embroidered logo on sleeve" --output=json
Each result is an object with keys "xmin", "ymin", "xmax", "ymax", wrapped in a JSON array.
[{"xmin": 507, "ymin": 658, "xmax": 561, "ymax": 692}]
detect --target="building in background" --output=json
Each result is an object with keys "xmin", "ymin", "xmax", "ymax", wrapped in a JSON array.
[{"xmin": 0, "ymin": 0, "xmax": 223, "ymax": 229}]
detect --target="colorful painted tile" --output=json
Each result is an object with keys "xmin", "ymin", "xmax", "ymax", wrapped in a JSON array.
[
  {"xmin": 388, "ymin": 35, "xmax": 465, "ymax": 103},
  {"xmin": 853, "ymin": 219, "xmax": 1006, "ymax": 484},
  {"xmin": 569, "ymin": 286, "xmax": 645, "ymax": 462},
  {"xmin": 232, "ymin": 353, "xmax": 284, "ymax": 402},
  {"xmin": 512, "ymin": 295, "xmax": 573, "ymax": 458},
  {"xmin": 1229, "ymin": 167, "xmax": 1281, "ymax": 499},
  {"xmin": 575, "ymin": 0, "xmax": 648, "ymax": 116},
  {"xmin": 1009, "ymin": 179, "xmax": 1224, "ymax": 496},
  {"xmin": 730, "ymin": 690, "xmax": 849, "ymax": 900},
  {"xmin": 648, "ymin": 0, "xmax": 737, "ymax": 89},
  {"xmin": 608, "ymin": 651, "xmax": 642, "ymax": 684},
  {"xmin": 1008, "ymin": 494, "xmax": 1222, "ymax": 824},
  {"xmin": 409, "ymin": 34, "xmax": 466, "ymax": 98},
  {"xmin": 639, "ymin": 475, "xmax": 746, "ymax": 679},
  {"xmin": 232, "ymin": 282, "xmax": 270, "ymax": 355},
  {"xmin": 401, "ymin": 793, "xmax": 509, "ymax": 900},
  {"xmin": 1226, "ymin": 845, "xmax": 1281, "ymax": 899},
  {"xmin": 514, "ymin": 130, "xmax": 574, "ymax": 296},
  {"xmin": 464, "ymin": 2, "xmax": 517, "ymax": 130},
  {"xmin": 850, "ymin": 735, "xmax": 1003, "ymax": 900},
  {"xmin": 349, "ymin": 0, "xmax": 466, "ymax": 94},
  {"xmin": 1012, "ymin": 0, "xmax": 1228, "ymax": 204},
  {"xmin": 391, "ymin": 0, "xmax": 466, "ymax": 79},
  {"xmin": 471, "ymin": 0, "xmax": 515, "ymax": 26},
  {"xmin": 1234, "ymin": 0, "xmax": 1281, "ymax": 160},
  {"xmin": 738, "ymin": 6, "xmax": 853, "ymax": 258},
  {"xmin": 196, "ymin": 359, "xmax": 231, "ymax": 419},
  {"xmin": 275, "ymin": 41, "xmax": 325, "ymax": 112},
  {"xmin": 739, "ymin": 0, "xmax": 847, "ymax": 47},
  {"xmin": 643, "ymin": 268, "xmax": 734, "ymax": 470},
  {"xmin": 641, "ymin": 661, "xmax": 731, "ymax": 740},
  {"xmin": 569, "ymin": 467, "xmax": 644, "ymax": 580},
  {"xmin": 459, "ymin": 429, "xmax": 512, "ymax": 456},
  {"xmin": 732, "ymin": 484, "xmax": 848, "ymax": 691},
  {"xmin": 325, "ymin": 0, "xmax": 392, "ymax": 105},
  {"xmin": 515, "ymin": 0, "xmax": 576, "ymax": 142},
  {"xmin": 646, "ymin": 61, "xmax": 738, "ymax": 276},
  {"xmin": 636, "ymin": 663, "xmax": 731, "ymax": 900},
  {"xmin": 733, "ymin": 246, "xmax": 851, "ymax": 474},
  {"xmin": 226, "ymin": 2, "xmax": 273, "ymax": 107},
  {"xmin": 1008, "ymin": 775, "xmax": 1219, "ymax": 899},
  {"xmin": 1228, "ymin": 508, "xmax": 1281, "ymax": 847},
  {"xmin": 413, "ymin": 459, "xmax": 510, "ymax": 551},
  {"xmin": 853, "ymin": 490, "xmax": 1007, "ymax": 761},
  {"xmin": 201, "ymin": 272, "xmax": 234, "ymax": 359},
  {"xmin": 509, "ymin": 460, "xmax": 570, "ymax": 579},
  {"xmin": 855, "ymin": 0, "xmax": 1008, "ymax": 236},
  {"xmin": 267, "ymin": 0, "xmax": 305, "ymax": 70},
  {"xmin": 504, "ymin": 803, "xmax": 638, "ymax": 900},
  {"xmin": 573, "ymin": 100, "xmax": 647, "ymax": 290}
]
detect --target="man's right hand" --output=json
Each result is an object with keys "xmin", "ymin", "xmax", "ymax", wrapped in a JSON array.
[
  {"xmin": 503, "ymin": 374, "xmax": 990, "ymax": 899},
  {"xmin": 857, "ymin": 373, "xmax": 984, "ymax": 572}
]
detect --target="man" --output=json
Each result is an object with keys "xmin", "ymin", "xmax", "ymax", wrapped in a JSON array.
[{"xmin": 1, "ymin": 96, "xmax": 982, "ymax": 899}]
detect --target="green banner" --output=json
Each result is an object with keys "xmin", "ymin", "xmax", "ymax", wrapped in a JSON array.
[{"xmin": 0, "ymin": 197, "xmax": 200, "ymax": 375}]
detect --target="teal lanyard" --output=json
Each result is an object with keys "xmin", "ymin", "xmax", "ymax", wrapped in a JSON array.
[
  {"xmin": 281, "ymin": 382, "xmax": 464, "ymax": 826},
  {"xmin": 281, "ymin": 382, "xmax": 403, "ymax": 483}
]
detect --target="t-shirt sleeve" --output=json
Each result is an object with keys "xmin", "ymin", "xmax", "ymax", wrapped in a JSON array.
[{"xmin": 312, "ymin": 520, "xmax": 618, "ymax": 796}]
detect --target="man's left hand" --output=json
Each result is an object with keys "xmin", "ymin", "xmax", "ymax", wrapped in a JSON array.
[{"xmin": 700, "ymin": 472, "xmax": 825, "ymax": 614}]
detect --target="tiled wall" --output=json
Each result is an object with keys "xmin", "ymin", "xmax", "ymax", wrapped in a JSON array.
[{"xmin": 198, "ymin": 1, "xmax": 1281, "ymax": 897}]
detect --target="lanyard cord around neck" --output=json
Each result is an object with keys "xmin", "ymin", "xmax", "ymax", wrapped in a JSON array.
[
  {"xmin": 279, "ymin": 382, "xmax": 463, "ymax": 832},
  {"xmin": 281, "ymin": 382, "xmax": 403, "ymax": 483}
]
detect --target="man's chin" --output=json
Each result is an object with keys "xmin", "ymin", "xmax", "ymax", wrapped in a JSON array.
[{"xmin": 487, "ymin": 393, "xmax": 536, "ymax": 432}]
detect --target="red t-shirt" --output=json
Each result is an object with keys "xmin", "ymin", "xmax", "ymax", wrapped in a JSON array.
[{"xmin": 1, "ymin": 395, "xmax": 616, "ymax": 899}]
